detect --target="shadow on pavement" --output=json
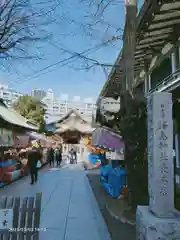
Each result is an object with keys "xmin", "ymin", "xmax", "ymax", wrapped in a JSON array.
[{"xmin": 87, "ymin": 169, "xmax": 136, "ymax": 240}]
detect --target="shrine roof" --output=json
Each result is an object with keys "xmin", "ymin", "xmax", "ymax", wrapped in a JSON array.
[
  {"xmin": 49, "ymin": 109, "xmax": 94, "ymax": 134},
  {"xmin": 51, "ymin": 109, "xmax": 90, "ymax": 125},
  {"xmin": 55, "ymin": 124, "xmax": 94, "ymax": 134}
]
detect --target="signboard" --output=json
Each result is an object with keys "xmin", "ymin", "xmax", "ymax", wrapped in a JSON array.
[
  {"xmin": 106, "ymin": 151, "xmax": 124, "ymax": 160},
  {"xmin": 99, "ymin": 97, "xmax": 120, "ymax": 113},
  {"xmin": 0, "ymin": 129, "xmax": 14, "ymax": 146},
  {"xmin": 0, "ymin": 209, "xmax": 13, "ymax": 229}
]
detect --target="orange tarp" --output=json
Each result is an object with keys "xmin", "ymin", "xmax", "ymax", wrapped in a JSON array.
[{"xmin": 87, "ymin": 144, "xmax": 105, "ymax": 154}]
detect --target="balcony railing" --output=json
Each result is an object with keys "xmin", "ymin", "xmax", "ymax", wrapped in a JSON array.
[{"xmin": 147, "ymin": 68, "xmax": 180, "ymax": 96}]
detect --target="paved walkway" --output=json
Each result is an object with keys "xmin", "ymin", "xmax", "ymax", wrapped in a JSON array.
[{"xmin": 0, "ymin": 163, "xmax": 111, "ymax": 240}]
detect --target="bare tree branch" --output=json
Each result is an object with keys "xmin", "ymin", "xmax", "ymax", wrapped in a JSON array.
[
  {"xmin": 45, "ymin": 0, "xmax": 124, "ymax": 71},
  {"xmin": 48, "ymin": 39, "xmax": 119, "ymax": 73},
  {"xmin": 0, "ymin": 0, "xmax": 60, "ymax": 59},
  {"xmin": 78, "ymin": 0, "xmax": 124, "ymax": 39},
  {"xmin": 0, "ymin": 0, "xmax": 124, "ymax": 81}
]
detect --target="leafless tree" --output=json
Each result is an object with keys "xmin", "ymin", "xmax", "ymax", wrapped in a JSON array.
[
  {"xmin": 81, "ymin": 0, "xmax": 124, "ymax": 40},
  {"xmin": 47, "ymin": 0, "xmax": 124, "ymax": 71},
  {"xmin": 0, "ymin": 0, "xmax": 60, "ymax": 60},
  {"xmin": 1, "ymin": 0, "xmax": 124, "ymax": 84}
]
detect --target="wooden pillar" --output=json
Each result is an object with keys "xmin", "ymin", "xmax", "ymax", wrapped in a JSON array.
[
  {"xmin": 171, "ymin": 47, "xmax": 179, "ymax": 74},
  {"xmin": 123, "ymin": 0, "xmax": 137, "ymax": 92}
]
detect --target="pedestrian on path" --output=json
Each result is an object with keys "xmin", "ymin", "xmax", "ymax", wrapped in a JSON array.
[
  {"xmin": 27, "ymin": 141, "xmax": 42, "ymax": 185},
  {"xmin": 73, "ymin": 149, "xmax": 77, "ymax": 164},
  {"xmin": 55, "ymin": 148, "xmax": 62, "ymax": 167},
  {"xmin": 69, "ymin": 148, "xmax": 74, "ymax": 164},
  {"xmin": 48, "ymin": 147, "xmax": 54, "ymax": 167}
]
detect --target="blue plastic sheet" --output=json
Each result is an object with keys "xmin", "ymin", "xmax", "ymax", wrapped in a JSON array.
[
  {"xmin": 101, "ymin": 166, "xmax": 127, "ymax": 198},
  {"xmin": 0, "ymin": 159, "xmax": 17, "ymax": 167},
  {"xmin": 88, "ymin": 153, "xmax": 100, "ymax": 165},
  {"xmin": 100, "ymin": 165, "xmax": 111, "ymax": 182},
  {"xmin": 0, "ymin": 182, "xmax": 8, "ymax": 187}
]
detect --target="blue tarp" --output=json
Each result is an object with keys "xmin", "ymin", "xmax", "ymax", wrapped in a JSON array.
[
  {"xmin": 100, "ymin": 165, "xmax": 127, "ymax": 198},
  {"xmin": 0, "ymin": 182, "xmax": 8, "ymax": 187},
  {"xmin": 88, "ymin": 153, "xmax": 100, "ymax": 165},
  {"xmin": 0, "ymin": 159, "xmax": 17, "ymax": 167}
]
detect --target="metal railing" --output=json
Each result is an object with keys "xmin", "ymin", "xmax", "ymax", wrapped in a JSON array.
[{"xmin": 147, "ymin": 68, "xmax": 180, "ymax": 96}]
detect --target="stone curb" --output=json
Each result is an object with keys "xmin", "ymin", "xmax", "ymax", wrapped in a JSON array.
[
  {"xmin": 85, "ymin": 174, "xmax": 111, "ymax": 240},
  {"xmin": 105, "ymin": 204, "xmax": 136, "ymax": 227}
]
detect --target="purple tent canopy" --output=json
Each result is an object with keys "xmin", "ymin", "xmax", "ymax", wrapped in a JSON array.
[
  {"xmin": 27, "ymin": 132, "xmax": 46, "ymax": 141},
  {"xmin": 92, "ymin": 127, "xmax": 124, "ymax": 150}
]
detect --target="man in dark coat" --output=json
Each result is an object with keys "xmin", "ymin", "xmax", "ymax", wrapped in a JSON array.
[
  {"xmin": 27, "ymin": 147, "xmax": 41, "ymax": 185},
  {"xmin": 73, "ymin": 149, "xmax": 77, "ymax": 164},
  {"xmin": 48, "ymin": 147, "xmax": 54, "ymax": 167},
  {"xmin": 55, "ymin": 148, "xmax": 62, "ymax": 167}
]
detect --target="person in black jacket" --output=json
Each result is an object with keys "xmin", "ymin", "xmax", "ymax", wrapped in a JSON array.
[
  {"xmin": 73, "ymin": 149, "xmax": 77, "ymax": 164},
  {"xmin": 27, "ymin": 147, "xmax": 41, "ymax": 185},
  {"xmin": 55, "ymin": 148, "xmax": 62, "ymax": 167},
  {"xmin": 48, "ymin": 147, "xmax": 54, "ymax": 167}
]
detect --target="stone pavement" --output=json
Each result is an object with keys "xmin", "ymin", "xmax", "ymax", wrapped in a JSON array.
[{"xmin": 0, "ymin": 163, "xmax": 111, "ymax": 240}]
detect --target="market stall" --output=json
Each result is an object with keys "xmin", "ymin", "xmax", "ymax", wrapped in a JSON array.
[
  {"xmin": 0, "ymin": 98, "xmax": 39, "ymax": 187},
  {"xmin": 13, "ymin": 134, "xmax": 30, "ymax": 148},
  {"xmin": 87, "ymin": 145, "xmax": 102, "ymax": 168},
  {"xmin": 0, "ymin": 130, "xmax": 25, "ymax": 186},
  {"xmin": 92, "ymin": 127, "xmax": 125, "ymax": 150},
  {"xmin": 91, "ymin": 126, "xmax": 127, "ymax": 198},
  {"xmin": 27, "ymin": 132, "xmax": 55, "ymax": 165}
]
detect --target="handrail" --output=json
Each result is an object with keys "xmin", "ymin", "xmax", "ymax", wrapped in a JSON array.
[{"xmin": 147, "ymin": 67, "xmax": 180, "ymax": 96}]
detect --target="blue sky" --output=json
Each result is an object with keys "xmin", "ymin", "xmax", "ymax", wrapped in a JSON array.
[{"xmin": 0, "ymin": 0, "xmax": 143, "ymax": 101}]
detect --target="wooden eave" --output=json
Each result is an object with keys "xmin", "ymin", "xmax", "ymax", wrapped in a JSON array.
[{"xmin": 99, "ymin": 0, "xmax": 180, "ymax": 98}]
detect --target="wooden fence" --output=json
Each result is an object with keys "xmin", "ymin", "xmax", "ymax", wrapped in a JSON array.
[{"xmin": 0, "ymin": 193, "xmax": 42, "ymax": 240}]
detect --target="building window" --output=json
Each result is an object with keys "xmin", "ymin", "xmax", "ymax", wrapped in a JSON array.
[{"xmin": 87, "ymin": 103, "xmax": 92, "ymax": 108}]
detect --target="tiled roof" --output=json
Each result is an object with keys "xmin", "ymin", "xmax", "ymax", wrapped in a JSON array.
[{"xmin": 0, "ymin": 99, "xmax": 38, "ymax": 131}]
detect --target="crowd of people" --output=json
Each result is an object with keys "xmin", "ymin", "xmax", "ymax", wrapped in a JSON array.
[
  {"xmin": 0, "ymin": 140, "xmax": 79, "ymax": 186},
  {"xmin": 47, "ymin": 146, "xmax": 62, "ymax": 167},
  {"xmin": 12, "ymin": 142, "xmax": 78, "ymax": 185},
  {"xmin": 47, "ymin": 147, "xmax": 77, "ymax": 167}
]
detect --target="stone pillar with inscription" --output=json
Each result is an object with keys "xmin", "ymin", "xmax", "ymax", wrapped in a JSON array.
[{"xmin": 136, "ymin": 92, "xmax": 180, "ymax": 240}]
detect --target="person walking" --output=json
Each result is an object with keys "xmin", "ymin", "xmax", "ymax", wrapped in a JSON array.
[
  {"xmin": 27, "ymin": 141, "xmax": 42, "ymax": 185},
  {"xmin": 48, "ymin": 147, "xmax": 54, "ymax": 167},
  {"xmin": 69, "ymin": 148, "xmax": 74, "ymax": 164},
  {"xmin": 73, "ymin": 149, "xmax": 77, "ymax": 164},
  {"xmin": 55, "ymin": 148, "xmax": 62, "ymax": 167}
]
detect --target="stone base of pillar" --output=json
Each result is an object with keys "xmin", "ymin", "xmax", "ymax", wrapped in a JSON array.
[{"xmin": 136, "ymin": 206, "xmax": 180, "ymax": 239}]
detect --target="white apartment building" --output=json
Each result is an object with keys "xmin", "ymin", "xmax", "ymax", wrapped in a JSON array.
[
  {"xmin": 0, "ymin": 84, "xmax": 23, "ymax": 105},
  {"xmin": 42, "ymin": 89, "xmax": 96, "ymax": 123},
  {"xmin": 31, "ymin": 89, "xmax": 46, "ymax": 99},
  {"xmin": 0, "ymin": 85, "xmax": 96, "ymax": 123}
]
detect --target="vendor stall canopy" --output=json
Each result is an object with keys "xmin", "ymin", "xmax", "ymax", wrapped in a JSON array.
[
  {"xmin": 92, "ymin": 127, "xmax": 124, "ymax": 151},
  {"xmin": 0, "ymin": 99, "xmax": 38, "ymax": 131},
  {"xmin": 28, "ymin": 132, "xmax": 55, "ymax": 147}
]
